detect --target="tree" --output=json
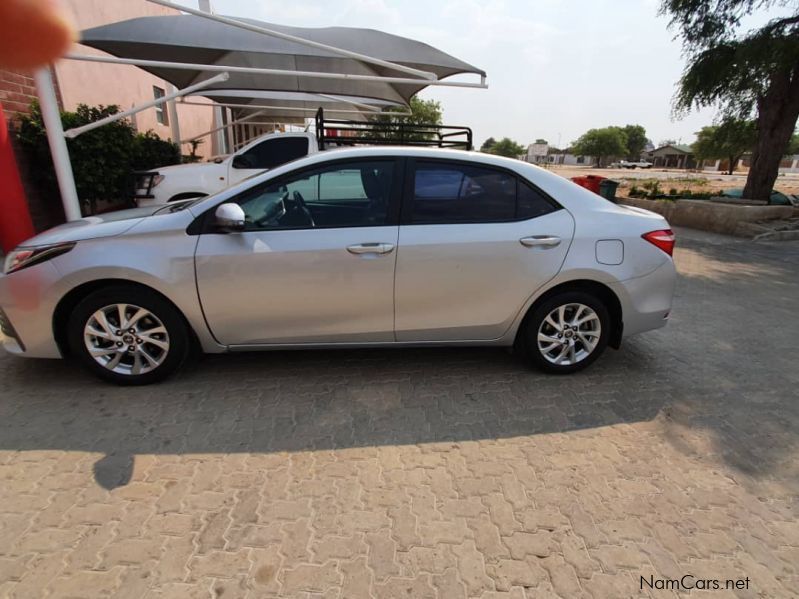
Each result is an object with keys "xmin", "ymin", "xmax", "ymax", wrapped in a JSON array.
[
  {"xmin": 480, "ymin": 137, "xmax": 497, "ymax": 152},
  {"xmin": 486, "ymin": 137, "xmax": 526, "ymax": 158},
  {"xmin": 17, "ymin": 102, "xmax": 180, "ymax": 215},
  {"xmin": 658, "ymin": 139, "xmax": 678, "ymax": 147},
  {"xmin": 692, "ymin": 119, "xmax": 757, "ymax": 174},
  {"xmin": 620, "ymin": 125, "xmax": 648, "ymax": 159},
  {"xmin": 661, "ymin": 0, "xmax": 799, "ymax": 201},
  {"xmin": 571, "ymin": 127, "xmax": 628, "ymax": 166},
  {"xmin": 534, "ymin": 138, "xmax": 548, "ymax": 145},
  {"xmin": 370, "ymin": 96, "xmax": 442, "ymax": 142}
]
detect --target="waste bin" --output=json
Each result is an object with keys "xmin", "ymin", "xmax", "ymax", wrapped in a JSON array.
[
  {"xmin": 571, "ymin": 174, "xmax": 605, "ymax": 194},
  {"xmin": 599, "ymin": 179, "xmax": 620, "ymax": 202}
]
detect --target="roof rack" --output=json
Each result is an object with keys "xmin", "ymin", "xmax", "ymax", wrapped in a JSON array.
[{"xmin": 315, "ymin": 107, "xmax": 473, "ymax": 151}]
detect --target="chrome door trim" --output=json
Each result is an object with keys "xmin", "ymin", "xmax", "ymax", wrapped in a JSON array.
[
  {"xmin": 520, "ymin": 235, "xmax": 562, "ymax": 248},
  {"xmin": 346, "ymin": 243, "xmax": 395, "ymax": 255}
]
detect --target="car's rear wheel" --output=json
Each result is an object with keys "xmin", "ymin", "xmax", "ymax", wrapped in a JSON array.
[
  {"xmin": 67, "ymin": 286, "xmax": 190, "ymax": 385},
  {"xmin": 523, "ymin": 291, "xmax": 610, "ymax": 374}
]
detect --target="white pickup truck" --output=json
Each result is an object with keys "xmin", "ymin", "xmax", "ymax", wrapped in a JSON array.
[
  {"xmin": 133, "ymin": 110, "xmax": 474, "ymax": 207},
  {"xmin": 610, "ymin": 159, "xmax": 653, "ymax": 169},
  {"xmin": 134, "ymin": 131, "xmax": 319, "ymax": 207}
]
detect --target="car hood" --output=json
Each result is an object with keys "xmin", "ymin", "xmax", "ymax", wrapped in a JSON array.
[{"xmin": 18, "ymin": 206, "xmax": 166, "ymax": 248}]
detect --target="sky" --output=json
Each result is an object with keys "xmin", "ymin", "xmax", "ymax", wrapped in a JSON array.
[{"xmin": 173, "ymin": 0, "xmax": 782, "ymax": 150}]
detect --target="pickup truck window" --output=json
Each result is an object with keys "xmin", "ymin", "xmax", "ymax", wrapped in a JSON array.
[{"xmin": 234, "ymin": 137, "xmax": 309, "ymax": 170}]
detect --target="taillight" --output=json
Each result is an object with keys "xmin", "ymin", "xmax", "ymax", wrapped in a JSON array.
[{"xmin": 642, "ymin": 229, "xmax": 675, "ymax": 256}]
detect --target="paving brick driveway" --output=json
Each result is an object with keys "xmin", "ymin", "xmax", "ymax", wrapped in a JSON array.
[{"xmin": 0, "ymin": 227, "xmax": 797, "ymax": 598}]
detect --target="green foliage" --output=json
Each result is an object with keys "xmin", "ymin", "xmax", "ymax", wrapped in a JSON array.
[
  {"xmin": 692, "ymin": 119, "xmax": 756, "ymax": 173},
  {"xmin": 571, "ymin": 127, "xmax": 628, "ymax": 165},
  {"xmin": 370, "ymin": 96, "xmax": 443, "ymax": 142},
  {"xmin": 661, "ymin": 0, "xmax": 799, "ymax": 118},
  {"xmin": 788, "ymin": 131, "xmax": 799, "ymax": 155},
  {"xmin": 485, "ymin": 137, "xmax": 526, "ymax": 158},
  {"xmin": 620, "ymin": 125, "xmax": 649, "ymax": 159},
  {"xmin": 534, "ymin": 138, "xmax": 548, "ymax": 144},
  {"xmin": 17, "ymin": 102, "xmax": 180, "ymax": 214},
  {"xmin": 132, "ymin": 130, "xmax": 181, "ymax": 171},
  {"xmin": 480, "ymin": 137, "xmax": 497, "ymax": 152}
]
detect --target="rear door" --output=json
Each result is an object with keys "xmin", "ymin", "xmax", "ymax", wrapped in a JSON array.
[{"xmin": 394, "ymin": 159, "xmax": 574, "ymax": 341}]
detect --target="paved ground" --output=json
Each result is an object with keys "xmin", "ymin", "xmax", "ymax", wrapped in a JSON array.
[{"xmin": 0, "ymin": 228, "xmax": 797, "ymax": 598}]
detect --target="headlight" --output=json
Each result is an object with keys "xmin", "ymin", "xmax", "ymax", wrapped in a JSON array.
[
  {"xmin": 151, "ymin": 174, "xmax": 165, "ymax": 188},
  {"xmin": 4, "ymin": 242, "xmax": 76, "ymax": 275}
]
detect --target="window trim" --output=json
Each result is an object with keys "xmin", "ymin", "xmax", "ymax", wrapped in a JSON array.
[
  {"xmin": 192, "ymin": 156, "xmax": 405, "ymax": 235},
  {"xmin": 153, "ymin": 86, "xmax": 168, "ymax": 126},
  {"xmin": 401, "ymin": 157, "xmax": 562, "ymax": 226}
]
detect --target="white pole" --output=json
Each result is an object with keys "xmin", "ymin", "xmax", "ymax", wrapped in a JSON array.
[
  {"xmin": 147, "ymin": 0, "xmax": 437, "ymax": 81},
  {"xmin": 180, "ymin": 110, "xmax": 265, "ymax": 145},
  {"xmin": 166, "ymin": 84, "xmax": 181, "ymax": 142},
  {"xmin": 64, "ymin": 53, "xmax": 488, "ymax": 89},
  {"xmin": 34, "ymin": 68, "xmax": 82, "ymax": 221},
  {"xmin": 64, "ymin": 72, "xmax": 230, "ymax": 138}
]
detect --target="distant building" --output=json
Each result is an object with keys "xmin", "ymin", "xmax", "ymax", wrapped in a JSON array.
[{"xmin": 647, "ymin": 144, "xmax": 696, "ymax": 169}]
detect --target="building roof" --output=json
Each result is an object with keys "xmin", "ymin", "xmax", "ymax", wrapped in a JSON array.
[{"xmin": 650, "ymin": 143, "xmax": 693, "ymax": 155}]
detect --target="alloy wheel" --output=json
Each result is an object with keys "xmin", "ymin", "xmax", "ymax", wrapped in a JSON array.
[
  {"xmin": 536, "ymin": 303, "xmax": 602, "ymax": 366},
  {"xmin": 83, "ymin": 303, "xmax": 170, "ymax": 375}
]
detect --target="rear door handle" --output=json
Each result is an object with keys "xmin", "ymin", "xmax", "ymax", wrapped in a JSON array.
[
  {"xmin": 520, "ymin": 236, "xmax": 561, "ymax": 248},
  {"xmin": 346, "ymin": 243, "xmax": 395, "ymax": 255}
]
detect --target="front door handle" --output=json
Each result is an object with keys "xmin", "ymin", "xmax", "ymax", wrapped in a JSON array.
[
  {"xmin": 346, "ymin": 242, "xmax": 395, "ymax": 255},
  {"xmin": 520, "ymin": 236, "xmax": 561, "ymax": 248}
]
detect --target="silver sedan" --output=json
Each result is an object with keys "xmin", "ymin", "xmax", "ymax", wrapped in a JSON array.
[{"xmin": 0, "ymin": 148, "xmax": 676, "ymax": 384}]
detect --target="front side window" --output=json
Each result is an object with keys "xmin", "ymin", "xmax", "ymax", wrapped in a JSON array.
[
  {"xmin": 234, "ymin": 160, "xmax": 395, "ymax": 230},
  {"xmin": 234, "ymin": 137, "xmax": 309, "ymax": 170}
]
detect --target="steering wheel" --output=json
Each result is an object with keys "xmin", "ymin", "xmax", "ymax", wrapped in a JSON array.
[{"xmin": 292, "ymin": 191, "xmax": 315, "ymax": 227}]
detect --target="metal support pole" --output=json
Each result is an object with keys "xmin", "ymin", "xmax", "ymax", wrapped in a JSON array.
[
  {"xmin": 64, "ymin": 54, "xmax": 488, "ymax": 89},
  {"xmin": 166, "ymin": 84, "xmax": 181, "ymax": 143},
  {"xmin": 34, "ymin": 68, "xmax": 82, "ymax": 221},
  {"xmin": 180, "ymin": 110, "xmax": 265, "ymax": 145},
  {"xmin": 64, "ymin": 72, "xmax": 229, "ymax": 138}
]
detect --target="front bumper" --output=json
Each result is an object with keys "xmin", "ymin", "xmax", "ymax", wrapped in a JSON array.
[{"xmin": 0, "ymin": 262, "xmax": 64, "ymax": 358}]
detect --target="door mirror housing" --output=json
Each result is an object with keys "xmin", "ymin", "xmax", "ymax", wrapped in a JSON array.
[
  {"xmin": 214, "ymin": 203, "xmax": 246, "ymax": 232},
  {"xmin": 231, "ymin": 154, "xmax": 253, "ymax": 169}
]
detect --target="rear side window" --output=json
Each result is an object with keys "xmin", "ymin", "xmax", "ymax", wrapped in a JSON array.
[
  {"xmin": 517, "ymin": 181, "xmax": 557, "ymax": 219},
  {"xmin": 410, "ymin": 161, "xmax": 558, "ymax": 224},
  {"xmin": 236, "ymin": 137, "xmax": 309, "ymax": 170}
]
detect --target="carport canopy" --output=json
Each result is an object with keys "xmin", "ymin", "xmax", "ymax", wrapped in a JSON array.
[{"xmin": 36, "ymin": 0, "xmax": 486, "ymax": 221}]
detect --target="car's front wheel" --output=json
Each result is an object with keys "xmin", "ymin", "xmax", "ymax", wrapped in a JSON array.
[
  {"xmin": 523, "ymin": 291, "xmax": 611, "ymax": 374},
  {"xmin": 67, "ymin": 286, "xmax": 190, "ymax": 385}
]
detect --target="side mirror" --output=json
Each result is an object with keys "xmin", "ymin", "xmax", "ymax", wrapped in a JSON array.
[
  {"xmin": 231, "ymin": 154, "xmax": 252, "ymax": 169},
  {"xmin": 214, "ymin": 203, "xmax": 246, "ymax": 232}
]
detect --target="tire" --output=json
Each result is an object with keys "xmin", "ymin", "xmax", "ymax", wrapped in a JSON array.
[
  {"xmin": 67, "ymin": 285, "xmax": 190, "ymax": 385},
  {"xmin": 522, "ymin": 291, "xmax": 611, "ymax": 374}
]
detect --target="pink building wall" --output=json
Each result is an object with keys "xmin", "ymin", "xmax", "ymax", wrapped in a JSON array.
[{"xmin": 55, "ymin": 0, "xmax": 217, "ymax": 158}]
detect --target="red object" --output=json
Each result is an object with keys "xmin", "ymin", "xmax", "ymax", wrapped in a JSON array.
[
  {"xmin": 0, "ymin": 105, "xmax": 35, "ymax": 252},
  {"xmin": 642, "ymin": 229, "xmax": 676, "ymax": 256},
  {"xmin": 571, "ymin": 174, "xmax": 606, "ymax": 194}
]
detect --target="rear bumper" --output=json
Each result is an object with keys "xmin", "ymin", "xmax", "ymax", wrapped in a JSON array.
[
  {"xmin": 610, "ymin": 259, "xmax": 676, "ymax": 338},
  {"xmin": 0, "ymin": 263, "xmax": 63, "ymax": 359}
]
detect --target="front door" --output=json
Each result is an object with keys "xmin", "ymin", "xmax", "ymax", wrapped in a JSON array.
[
  {"xmin": 394, "ymin": 159, "xmax": 575, "ymax": 341},
  {"xmin": 196, "ymin": 158, "xmax": 400, "ymax": 346}
]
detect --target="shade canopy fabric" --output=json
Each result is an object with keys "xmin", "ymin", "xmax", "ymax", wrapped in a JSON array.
[
  {"xmin": 80, "ymin": 15, "xmax": 485, "ymax": 107},
  {"xmin": 196, "ymin": 90, "xmax": 405, "ymax": 121}
]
